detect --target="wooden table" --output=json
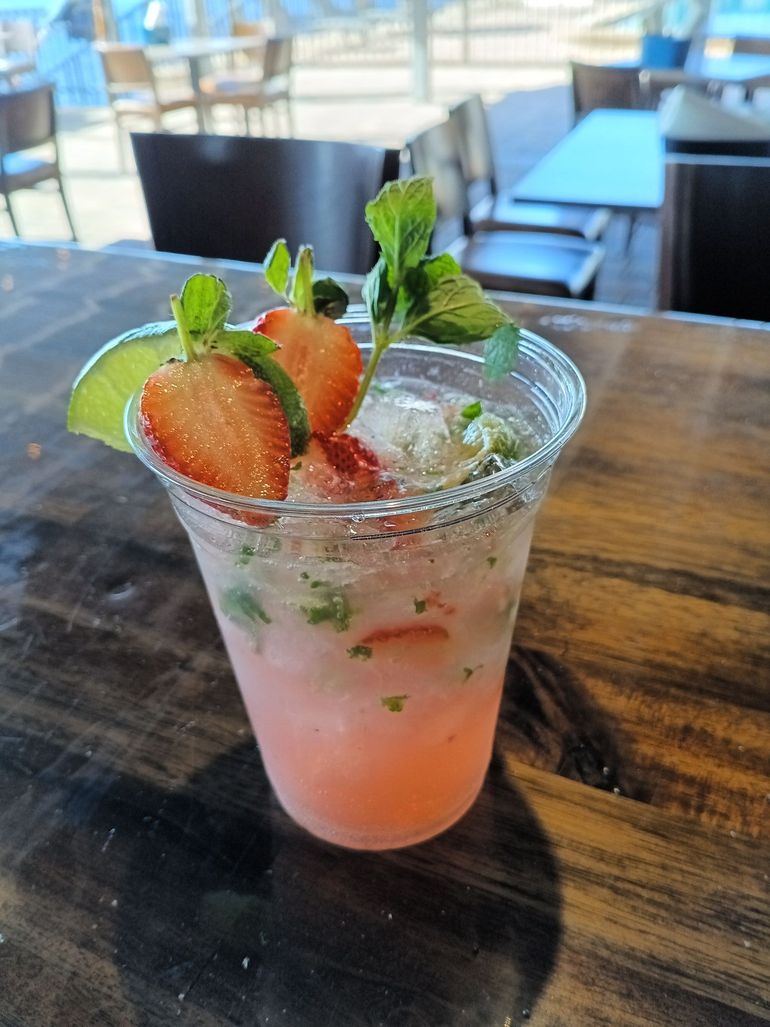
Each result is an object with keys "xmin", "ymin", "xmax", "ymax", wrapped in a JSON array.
[
  {"xmin": 513, "ymin": 109, "xmax": 664, "ymax": 213},
  {"xmin": 1, "ymin": 242, "xmax": 768, "ymax": 1026}
]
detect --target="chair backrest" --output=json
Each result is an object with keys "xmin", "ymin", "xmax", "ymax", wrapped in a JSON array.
[
  {"xmin": 449, "ymin": 94, "xmax": 497, "ymax": 193},
  {"xmin": 263, "ymin": 35, "xmax": 292, "ymax": 81},
  {"xmin": 731, "ymin": 35, "xmax": 770, "ymax": 55},
  {"xmin": 97, "ymin": 43, "xmax": 154, "ymax": 91},
  {"xmin": 658, "ymin": 153, "xmax": 770, "ymax": 319},
  {"xmin": 232, "ymin": 19, "xmax": 264, "ymax": 37},
  {"xmin": 570, "ymin": 61, "xmax": 643, "ymax": 122},
  {"xmin": 407, "ymin": 119, "xmax": 471, "ymax": 236},
  {"xmin": 0, "ymin": 82, "xmax": 55, "ymax": 158},
  {"xmin": 131, "ymin": 133, "xmax": 401, "ymax": 274},
  {"xmin": 230, "ymin": 19, "xmax": 265, "ymax": 60}
]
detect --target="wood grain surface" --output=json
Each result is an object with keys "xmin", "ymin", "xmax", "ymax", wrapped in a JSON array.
[{"xmin": 0, "ymin": 243, "xmax": 768, "ymax": 1026}]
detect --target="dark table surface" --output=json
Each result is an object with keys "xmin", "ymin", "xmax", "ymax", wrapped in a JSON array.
[{"xmin": 1, "ymin": 242, "xmax": 769, "ymax": 1027}]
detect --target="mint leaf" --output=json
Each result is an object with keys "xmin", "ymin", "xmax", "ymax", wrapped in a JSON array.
[
  {"xmin": 213, "ymin": 329, "xmax": 278, "ymax": 357},
  {"xmin": 414, "ymin": 598, "xmax": 427, "ymax": 614},
  {"xmin": 264, "ymin": 239, "xmax": 291, "ymax": 297},
  {"xmin": 461, "ymin": 400, "xmax": 482, "ymax": 420},
  {"xmin": 486, "ymin": 556, "xmax": 497, "ymax": 568},
  {"xmin": 365, "ymin": 177, "xmax": 435, "ymax": 286},
  {"xmin": 362, "ymin": 257, "xmax": 394, "ymax": 327},
  {"xmin": 236, "ymin": 545, "xmax": 256, "ymax": 566},
  {"xmin": 462, "ymin": 412, "xmax": 520, "ymax": 463},
  {"xmin": 484, "ymin": 323, "xmax": 521, "ymax": 381},
  {"xmin": 403, "ymin": 274, "xmax": 509, "ymax": 345},
  {"xmin": 302, "ymin": 588, "xmax": 352, "ymax": 632},
  {"xmin": 380, "ymin": 694, "xmax": 409, "ymax": 712},
  {"xmin": 290, "ymin": 246, "xmax": 315, "ymax": 317},
  {"xmin": 221, "ymin": 587, "xmax": 271, "ymax": 627},
  {"xmin": 421, "ymin": 253, "xmax": 462, "ymax": 288},
  {"xmin": 313, "ymin": 278, "xmax": 349, "ymax": 319},
  {"xmin": 404, "ymin": 254, "xmax": 464, "ymax": 299},
  {"xmin": 347, "ymin": 644, "xmax": 373, "ymax": 660},
  {"xmin": 180, "ymin": 274, "xmax": 231, "ymax": 338}
]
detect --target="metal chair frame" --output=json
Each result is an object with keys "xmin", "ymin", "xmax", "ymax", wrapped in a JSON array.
[{"xmin": 0, "ymin": 82, "xmax": 76, "ymax": 240}]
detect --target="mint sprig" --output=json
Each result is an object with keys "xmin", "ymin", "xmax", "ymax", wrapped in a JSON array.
[
  {"xmin": 264, "ymin": 239, "xmax": 291, "ymax": 298},
  {"xmin": 345, "ymin": 177, "xmax": 521, "ymax": 426},
  {"xmin": 170, "ymin": 274, "xmax": 310, "ymax": 457},
  {"xmin": 381, "ymin": 694, "xmax": 409, "ymax": 712},
  {"xmin": 263, "ymin": 243, "xmax": 349, "ymax": 320}
]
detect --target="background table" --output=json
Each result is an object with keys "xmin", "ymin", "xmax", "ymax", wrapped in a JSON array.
[
  {"xmin": 688, "ymin": 51, "xmax": 770, "ymax": 86},
  {"xmin": 513, "ymin": 109, "xmax": 664, "ymax": 213},
  {"xmin": 146, "ymin": 35, "xmax": 264, "ymax": 92},
  {"xmin": 1, "ymin": 242, "xmax": 768, "ymax": 1026}
]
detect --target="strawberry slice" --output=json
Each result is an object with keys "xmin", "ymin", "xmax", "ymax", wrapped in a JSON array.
[
  {"xmin": 313, "ymin": 432, "xmax": 380, "ymax": 478},
  {"xmin": 254, "ymin": 308, "xmax": 362, "ymax": 436},
  {"xmin": 140, "ymin": 353, "xmax": 291, "ymax": 499},
  {"xmin": 300, "ymin": 433, "xmax": 399, "ymax": 504},
  {"xmin": 359, "ymin": 624, "xmax": 450, "ymax": 646}
]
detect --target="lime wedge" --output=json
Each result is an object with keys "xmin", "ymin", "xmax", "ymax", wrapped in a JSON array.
[{"xmin": 67, "ymin": 321, "xmax": 181, "ymax": 452}]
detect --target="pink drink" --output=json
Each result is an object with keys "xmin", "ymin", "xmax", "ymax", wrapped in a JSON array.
[{"xmin": 130, "ymin": 331, "xmax": 585, "ymax": 850}]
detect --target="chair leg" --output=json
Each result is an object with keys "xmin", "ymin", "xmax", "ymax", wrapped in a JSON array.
[
  {"xmin": 3, "ymin": 194, "xmax": 20, "ymax": 236},
  {"xmin": 285, "ymin": 100, "xmax": 293, "ymax": 137},
  {"xmin": 114, "ymin": 113, "xmax": 128, "ymax": 173},
  {"xmin": 56, "ymin": 178, "xmax": 78, "ymax": 242},
  {"xmin": 624, "ymin": 212, "xmax": 638, "ymax": 254},
  {"xmin": 194, "ymin": 101, "xmax": 206, "ymax": 133}
]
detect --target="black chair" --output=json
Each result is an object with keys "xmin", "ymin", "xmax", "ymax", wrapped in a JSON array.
[
  {"xmin": 0, "ymin": 82, "xmax": 76, "ymax": 240},
  {"xmin": 731, "ymin": 35, "xmax": 770, "ymax": 55},
  {"xmin": 407, "ymin": 120, "xmax": 604, "ymax": 301},
  {"xmin": 570, "ymin": 61, "xmax": 644, "ymax": 123},
  {"xmin": 131, "ymin": 132, "xmax": 400, "ymax": 275},
  {"xmin": 449, "ymin": 94, "xmax": 610, "ymax": 241},
  {"xmin": 658, "ymin": 153, "xmax": 770, "ymax": 320}
]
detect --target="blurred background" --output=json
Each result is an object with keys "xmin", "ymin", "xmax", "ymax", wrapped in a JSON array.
[{"xmin": 3, "ymin": 0, "xmax": 770, "ymax": 313}]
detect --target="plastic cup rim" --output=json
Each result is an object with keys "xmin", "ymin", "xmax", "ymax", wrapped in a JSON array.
[{"xmin": 125, "ymin": 330, "xmax": 586, "ymax": 521}]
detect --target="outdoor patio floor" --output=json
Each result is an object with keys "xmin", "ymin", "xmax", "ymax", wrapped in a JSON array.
[{"xmin": 3, "ymin": 63, "xmax": 658, "ymax": 310}]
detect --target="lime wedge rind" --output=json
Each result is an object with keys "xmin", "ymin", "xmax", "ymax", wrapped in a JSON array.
[{"xmin": 67, "ymin": 321, "xmax": 181, "ymax": 452}]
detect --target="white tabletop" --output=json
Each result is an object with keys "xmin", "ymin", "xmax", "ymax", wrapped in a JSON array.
[{"xmin": 146, "ymin": 36, "xmax": 263, "ymax": 63}]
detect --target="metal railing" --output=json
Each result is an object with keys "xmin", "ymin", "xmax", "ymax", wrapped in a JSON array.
[{"xmin": 1, "ymin": 0, "xmax": 661, "ymax": 107}]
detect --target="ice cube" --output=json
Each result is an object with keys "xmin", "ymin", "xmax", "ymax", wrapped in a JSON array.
[{"xmin": 355, "ymin": 389, "xmax": 458, "ymax": 482}]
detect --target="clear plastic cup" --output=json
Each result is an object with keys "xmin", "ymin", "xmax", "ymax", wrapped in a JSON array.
[{"xmin": 127, "ymin": 325, "xmax": 585, "ymax": 850}]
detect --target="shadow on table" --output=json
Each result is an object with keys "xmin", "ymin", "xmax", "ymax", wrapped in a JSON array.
[{"xmin": 108, "ymin": 739, "xmax": 562, "ymax": 1027}]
